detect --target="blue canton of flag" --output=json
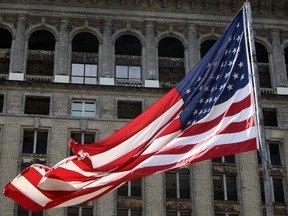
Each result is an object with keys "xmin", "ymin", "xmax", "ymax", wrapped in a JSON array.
[{"xmin": 177, "ymin": 9, "xmax": 249, "ymax": 129}]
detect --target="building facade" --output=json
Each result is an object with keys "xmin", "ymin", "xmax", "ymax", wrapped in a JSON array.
[{"xmin": 0, "ymin": 0, "xmax": 288, "ymax": 216}]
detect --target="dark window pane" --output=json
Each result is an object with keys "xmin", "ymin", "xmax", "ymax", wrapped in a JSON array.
[
  {"xmin": 115, "ymin": 35, "xmax": 141, "ymax": 56},
  {"xmin": 166, "ymin": 172, "xmax": 177, "ymax": 198},
  {"xmin": 84, "ymin": 133, "xmax": 95, "ymax": 144},
  {"xmin": 212, "ymin": 157, "xmax": 222, "ymax": 163},
  {"xmin": 25, "ymin": 96, "xmax": 50, "ymax": 115},
  {"xmin": 225, "ymin": 155, "xmax": 235, "ymax": 163},
  {"xmin": 263, "ymin": 109, "xmax": 277, "ymax": 127},
  {"xmin": 131, "ymin": 209, "xmax": 142, "ymax": 216},
  {"xmin": 201, "ymin": 40, "xmax": 216, "ymax": 58},
  {"xmin": 28, "ymin": 30, "xmax": 55, "ymax": 51},
  {"xmin": 118, "ymin": 182, "xmax": 128, "ymax": 196},
  {"xmin": 82, "ymin": 207, "xmax": 93, "ymax": 216},
  {"xmin": 179, "ymin": 173, "xmax": 190, "ymax": 199},
  {"xmin": 166, "ymin": 211, "xmax": 178, "ymax": 216},
  {"xmin": 71, "ymin": 132, "xmax": 82, "ymax": 143},
  {"xmin": 273, "ymin": 178, "xmax": 285, "ymax": 203},
  {"xmin": 213, "ymin": 175, "xmax": 224, "ymax": 200},
  {"xmin": 131, "ymin": 179, "xmax": 142, "ymax": 196},
  {"xmin": 22, "ymin": 131, "xmax": 34, "ymax": 153},
  {"xmin": 117, "ymin": 209, "xmax": 128, "ymax": 216},
  {"xmin": 226, "ymin": 175, "xmax": 238, "ymax": 201},
  {"xmin": 158, "ymin": 37, "xmax": 184, "ymax": 58},
  {"xmin": 269, "ymin": 143, "xmax": 281, "ymax": 165},
  {"xmin": 0, "ymin": 28, "xmax": 12, "ymax": 48},
  {"xmin": 0, "ymin": 94, "xmax": 3, "ymax": 112},
  {"xmin": 117, "ymin": 101, "xmax": 142, "ymax": 119},
  {"xmin": 36, "ymin": 131, "xmax": 48, "ymax": 154},
  {"xmin": 18, "ymin": 205, "xmax": 43, "ymax": 216},
  {"xmin": 72, "ymin": 32, "xmax": 99, "ymax": 53}
]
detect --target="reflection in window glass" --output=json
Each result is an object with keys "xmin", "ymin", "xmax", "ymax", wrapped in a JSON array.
[
  {"xmin": 116, "ymin": 65, "xmax": 128, "ymax": 79},
  {"xmin": 129, "ymin": 66, "xmax": 141, "ymax": 80},
  {"xmin": 71, "ymin": 101, "xmax": 96, "ymax": 117},
  {"xmin": 72, "ymin": 63, "xmax": 84, "ymax": 76},
  {"xmin": 116, "ymin": 65, "xmax": 141, "ymax": 81},
  {"xmin": 71, "ymin": 63, "xmax": 97, "ymax": 84}
]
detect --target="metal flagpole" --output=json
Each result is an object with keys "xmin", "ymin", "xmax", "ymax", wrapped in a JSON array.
[{"xmin": 244, "ymin": 2, "xmax": 273, "ymax": 216}]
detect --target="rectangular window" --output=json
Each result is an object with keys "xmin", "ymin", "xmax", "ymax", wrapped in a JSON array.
[
  {"xmin": 263, "ymin": 109, "xmax": 277, "ymax": 127},
  {"xmin": 117, "ymin": 101, "xmax": 142, "ymax": 119},
  {"xmin": 213, "ymin": 175, "xmax": 238, "ymax": 201},
  {"xmin": 117, "ymin": 209, "xmax": 142, "ymax": 216},
  {"xmin": 212, "ymin": 155, "xmax": 235, "ymax": 164},
  {"xmin": 67, "ymin": 203, "xmax": 94, "ymax": 216},
  {"xmin": 18, "ymin": 205, "xmax": 43, "ymax": 216},
  {"xmin": 116, "ymin": 65, "xmax": 141, "ymax": 81},
  {"xmin": 71, "ymin": 100, "xmax": 96, "ymax": 117},
  {"xmin": 166, "ymin": 210, "xmax": 191, "ymax": 216},
  {"xmin": 71, "ymin": 63, "xmax": 97, "ymax": 84},
  {"xmin": 117, "ymin": 179, "xmax": 142, "ymax": 197},
  {"xmin": 71, "ymin": 132, "xmax": 95, "ymax": 144},
  {"xmin": 22, "ymin": 130, "xmax": 48, "ymax": 155},
  {"xmin": 0, "ymin": 94, "xmax": 3, "ymax": 112},
  {"xmin": 268, "ymin": 142, "xmax": 282, "ymax": 166},
  {"xmin": 166, "ymin": 168, "xmax": 190, "ymax": 199},
  {"xmin": 25, "ymin": 96, "xmax": 50, "ymax": 115},
  {"xmin": 70, "ymin": 132, "xmax": 95, "ymax": 155},
  {"xmin": 272, "ymin": 177, "xmax": 285, "ymax": 203}
]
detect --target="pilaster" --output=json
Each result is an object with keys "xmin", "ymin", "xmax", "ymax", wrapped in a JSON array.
[
  {"xmin": 144, "ymin": 21, "xmax": 159, "ymax": 87},
  {"xmin": 9, "ymin": 15, "xmax": 27, "ymax": 81},
  {"xmin": 271, "ymin": 31, "xmax": 288, "ymax": 87}
]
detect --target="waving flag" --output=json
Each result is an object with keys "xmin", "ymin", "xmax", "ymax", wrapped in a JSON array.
[{"xmin": 4, "ymin": 6, "xmax": 256, "ymax": 211}]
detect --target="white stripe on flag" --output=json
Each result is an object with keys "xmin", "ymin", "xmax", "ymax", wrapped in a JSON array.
[{"xmin": 89, "ymin": 99, "xmax": 184, "ymax": 168}]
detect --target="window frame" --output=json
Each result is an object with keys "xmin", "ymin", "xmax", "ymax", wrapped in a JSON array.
[
  {"xmin": 71, "ymin": 100, "xmax": 96, "ymax": 118},
  {"xmin": 71, "ymin": 62, "xmax": 98, "ymax": 85},
  {"xmin": 213, "ymin": 174, "xmax": 238, "ymax": 201},
  {"xmin": 115, "ymin": 65, "xmax": 141, "ymax": 81},
  {"xmin": 165, "ymin": 167, "xmax": 190, "ymax": 199}
]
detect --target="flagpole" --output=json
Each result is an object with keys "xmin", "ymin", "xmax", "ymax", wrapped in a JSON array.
[{"xmin": 244, "ymin": 2, "xmax": 273, "ymax": 216}]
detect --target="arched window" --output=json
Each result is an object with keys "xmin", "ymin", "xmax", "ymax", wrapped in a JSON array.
[
  {"xmin": 71, "ymin": 32, "xmax": 99, "ymax": 85},
  {"xmin": 200, "ymin": 39, "xmax": 216, "ymax": 58},
  {"xmin": 115, "ymin": 35, "xmax": 142, "ymax": 84},
  {"xmin": 26, "ymin": 30, "xmax": 55, "ymax": 81},
  {"xmin": 158, "ymin": 37, "xmax": 184, "ymax": 87},
  {"xmin": 256, "ymin": 42, "xmax": 271, "ymax": 88},
  {"xmin": 0, "ymin": 28, "xmax": 12, "ymax": 77}
]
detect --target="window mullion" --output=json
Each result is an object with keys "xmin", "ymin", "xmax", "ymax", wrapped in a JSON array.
[
  {"xmin": 33, "ymin": 130, "xmax": 37, "ymax": 154},
  {"xmin": 128, "ymin": 181, "xmax": 131, "ymax": 196},
  {"xmin": 223, "ymin": 174, "xmax": 228, "ymax": 201},
  {"xmin": 176, "ymin": 172, "xmax": 180, "ymax": 199}
]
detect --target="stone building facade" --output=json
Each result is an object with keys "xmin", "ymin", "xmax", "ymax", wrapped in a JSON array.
[{"xmin": 0, "ymin": 0, "xmax": 288, "ymax": 216}]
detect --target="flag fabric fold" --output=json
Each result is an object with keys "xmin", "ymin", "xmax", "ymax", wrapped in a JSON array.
[{"xmin": 4, "ymin": 6, "xmax": 257, "ymax": 211}]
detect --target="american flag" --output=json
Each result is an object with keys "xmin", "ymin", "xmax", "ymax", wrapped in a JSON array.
[{"xmin": 4, "ymin": 7, "xmax": 256, "ymax": 211}]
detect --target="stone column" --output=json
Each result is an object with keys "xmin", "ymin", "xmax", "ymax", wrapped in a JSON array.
[
  {"xmin": 144, "ymin": 21, "xmax": 159, "ymax": 87},
  {"xmin": 99, "ymin": 20, "xmax": 114, "ymax": 86},
  {"xmin": 54, "ymin": 19, "xmax": 71, "ymax": 83},
  {"xmin": 271, "ymin": 31, "xmax": 288, "ymax": 87},
  {"xmin": 9, "ymin": 15, "xmax": 27, "ymax": 81},
  {"xmin": 186, "ymin": 24, "xmax": 200, "ymax": 73},
  {"xmin": 191, "ymin": 161, "xmax": 214, "ymax": 216},
  {"xmin": 143, "ymin": 173, "xmax": 165, "ymax": 216},
  {"xmin": 238, "ymin": 151, "xmax": 262, "ymax": 216}
]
